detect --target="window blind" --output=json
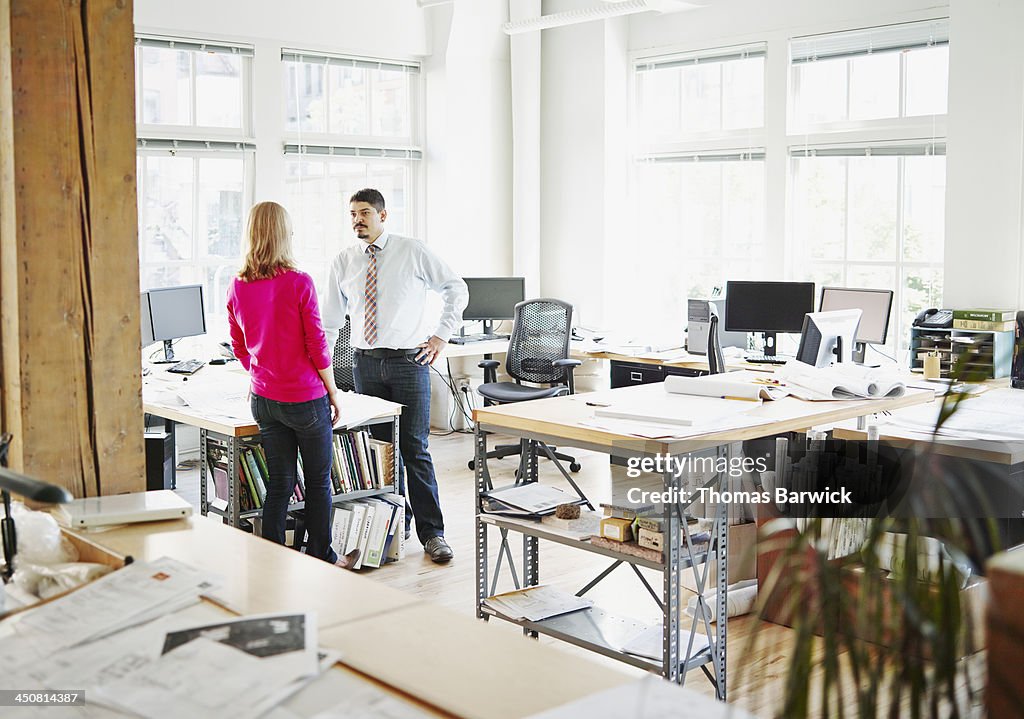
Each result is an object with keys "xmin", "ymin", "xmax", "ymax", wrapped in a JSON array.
[
  {"xmin": 636, "ymin": 43, "xmax": 765, "ymax": 73},
  {"xmin": 281, "ymin": 50, "xmax": 420, "ymax": 74},
  {"xmin": 283, "ymin": 144, "xmax": 422, "ymax": 160},
  {"xmin": 137, "ymin": 138, "xmax": 256, "ymax": 152},
  {"xmin": 790, "ymin": 142, "xmax": 945, "ymax": 158},
  {"xmin": 136, "ymin": 35, "xmax": 254, "ymax": 57},
  {"xmin": 637, "ymin": 149, "xmax": 766, "ymax": 163},
  {"xmin": 791, "ymin": 18, "xmax": 948, "ymax": 64}
]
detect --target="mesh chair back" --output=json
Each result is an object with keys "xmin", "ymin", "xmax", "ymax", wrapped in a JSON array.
[
  {"xmin": 505, "ymin": 299, "xmax": 573, "ymax": 385},
  {"xmin": 333, "ymin": 316, "xmax": 355, "ymax": 392}
]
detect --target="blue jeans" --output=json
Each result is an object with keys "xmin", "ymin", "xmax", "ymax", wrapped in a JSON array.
[
  {"xmin": 250, "ymin": 393, "xmax": 338, "ymax": 564},
  {"xmin": 353, "ymin": 353, "xmax": 444, "ymax": 543}
]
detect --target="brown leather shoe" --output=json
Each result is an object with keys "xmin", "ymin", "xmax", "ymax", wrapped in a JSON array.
[{"xmin": 335, "ymin": 548, "xmax": 360, "ymax": 570}]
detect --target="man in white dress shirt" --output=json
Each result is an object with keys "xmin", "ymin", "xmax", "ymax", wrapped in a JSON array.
[{"xmin": 323, "ymin": 189, "xmax": 468, "ymax": 563}]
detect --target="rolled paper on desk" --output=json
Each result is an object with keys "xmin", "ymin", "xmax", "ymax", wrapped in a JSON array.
[
  {"xmin": 684, "ymin": 579, "xmax": 758, "ymax": 624},
  {"xmin": 664, "ymin": 374, "xmax": 776, "ymax": 401}
]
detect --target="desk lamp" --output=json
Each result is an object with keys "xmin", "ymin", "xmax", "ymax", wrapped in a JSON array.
[{"xmin": 0, "ymin": 433, "xmax": 74, "ymax": 582}]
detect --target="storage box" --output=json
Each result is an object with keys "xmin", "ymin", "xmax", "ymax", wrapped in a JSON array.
[
  {"xmin": 681, "ymin": 522, "xmax": 757, "ymax": 593},
  {"xmin": 638, "ymin": 528, "xmax": 664, "ymax": 551},
  {"xmin": 1, "ymin": 528, "xmax": 129, "ymax": 619},
  {"xmin": 600, "ymin": 517, "xmax": 633, "ymax": 542}
]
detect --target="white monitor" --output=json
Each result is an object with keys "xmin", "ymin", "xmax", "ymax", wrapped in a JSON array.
[{"xmin": 796, "ymin": 309, "xmax": 862, "ymax": 368}]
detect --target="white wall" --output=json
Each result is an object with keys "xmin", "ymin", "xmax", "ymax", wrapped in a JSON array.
[{"xmin": 944, "ymin": 0, "xmax": 1024, "ymax": 309}]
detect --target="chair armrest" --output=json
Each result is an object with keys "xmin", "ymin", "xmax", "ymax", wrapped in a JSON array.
[
  {"xmin": 478, "ymin": 359, "xmax": 500, "ymax": 385},
  {"xmin": 552, "ymin": 358, "xmax": 582, "ymax": 394}
]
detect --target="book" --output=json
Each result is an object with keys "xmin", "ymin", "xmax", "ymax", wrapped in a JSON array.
[
  {"xmin": 243, "ymin": 449, "xmax": 267, "ymax": 504},
  {"xmin": 208, "ymin": 458, "xmax": 229, "ymax": 512},
  {"xmin": 381, "ymin": 494, "xmax": 405, "ymax": 561},
  {"xmin": 952, "ymin": 318, "xmax": 1016, "ymax": 331},
  {"xmin": 368, "ymin": 438, "xmax": 393, "ymax": 488},
  {"xmin": 342, "ymin": 502, "xmax": 366, "ymax": 556},
  {"xmin": 952, "ymin": 308, "xmax": 1017, "ymax": 322},
  {"xmin": 363, "ymin": 499, "xmax": 394, "ymax": 568},
  {"xmin": 239, "ymin": 452, "xmax": 262, "ymax": 509},
  {"xmin": 330, "ymin": 506, "xmax": 353, "ymax": 557},
  {"xmin": 353, "ymin": 501, "xmax": 376, "ymax": 570}
]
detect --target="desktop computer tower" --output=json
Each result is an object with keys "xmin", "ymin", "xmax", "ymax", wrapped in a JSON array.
[
  {"xmin": 144, "ymin": 415, "xmax": 176, "ymax": 491},
  {"xmin": 687, "ymin": 296, "xmax": 747, "ymax": 354}
]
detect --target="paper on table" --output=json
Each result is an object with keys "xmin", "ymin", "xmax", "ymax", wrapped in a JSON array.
[
  {"xmin": 483, "ymin": 585, "xmax": 593, "ymax": 622},
  {"xmin": 595, "ymin": 393, "xmax": 759, "ymax": 427},
  {"xmin": 484, "ymin": 484, "xmax": 578, "ymax": 514},
  {"xmin": 663, "ymin": 373, "xmax": 787, "ymax": 401},
  {"xmin": 776, "ymin": 362, "xmax": 906, "ymax": 401},
  {"xmin": 265, "ymin": 666, "xmax": 434, "ymax": 719},
  {"xmin": 581, "ymin": 412, "xmax": 775, "ymax": 439},
  {"xmin": 92, "ymin": 612, "xmax": 321, "ymax": 719},
  {"xmin": 620, "ymin": 624, "xmax": 710, "ymax": 662},
  {"xmin": 334, "ymin": 392, "xmax": 402, "ymax": 429},
  {"xmin": 525, "ymin": 675, "xmax": 756, "ymax": 719},
  {"xmin": 0, "ymin": 557, "xmax": 220, "ymax": 674}
]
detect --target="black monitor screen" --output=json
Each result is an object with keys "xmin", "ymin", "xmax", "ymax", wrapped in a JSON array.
[
  {"xmin": 463, "ymin": 277, "xmax": 525, "ymax": 321},
  {"xmin": 819, "ymin": 287, "xmax": 893, "ymax": 345},
  {"xmin": 146, "ymin": 284, "xmax": 206, "ymax": 342},
  {"xmin": 724, "ymin": 281, "xmax": 815, "ymax": 333},
  {"xmin": 140, "ymin": 292, "xmax": 155, "ymax": 347}
]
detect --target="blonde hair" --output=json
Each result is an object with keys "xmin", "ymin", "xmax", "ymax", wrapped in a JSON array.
[{"xmin": 239, "ymin": 201, "xmax": 296, "ymax": 281}]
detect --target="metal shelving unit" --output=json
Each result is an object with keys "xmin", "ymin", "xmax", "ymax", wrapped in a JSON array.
[
  {"xmin": 200, "ymin": 414, "xmax": 401, "ymax": 530},
  {"xmin": 474, "ymin": 431, "xmax": 730, "ymax": 699}
]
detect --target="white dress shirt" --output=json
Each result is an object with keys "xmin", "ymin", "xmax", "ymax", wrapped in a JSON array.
[{"xmin": 323, "ymin": 231, "xmax": 469, "ymax": 351}]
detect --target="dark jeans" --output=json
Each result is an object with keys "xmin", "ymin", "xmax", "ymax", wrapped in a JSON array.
[
  {"xmin": 250, "ymin": 393, "xmax": 338, "ymax": 564},
  {"xmin": 353, "ymin": 353, "xmax": 444, "ymax": 543}
]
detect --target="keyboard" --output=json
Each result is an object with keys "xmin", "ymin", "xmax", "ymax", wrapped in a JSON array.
[
  {"xmin": 744, "ymin": 354, "xmax": 789, "ymax": 365},
  {"xmin": 449, "ymin": 333, "xmax": 510, "ymax": 345},
  {"xmin": 167, "ymin": 359, "xmax": 205, "ymax": 375}
]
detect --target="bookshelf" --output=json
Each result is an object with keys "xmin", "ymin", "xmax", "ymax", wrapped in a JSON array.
[
  {"xmin": 197, "ymin": 414, "xmax": 401, "ymax": 534},
  {"xmin": 909, "ymin": 327, "xmax": 1014, "ymax": 379}
]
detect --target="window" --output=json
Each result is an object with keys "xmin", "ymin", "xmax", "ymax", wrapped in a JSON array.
[
  {"xmin": 789, "ymin": 19, "xmax": 949, "ymax": 131},
  {"xmin": 135, "ymin": 37, "xmax": 254, "ymax": 339},
  {"xmin": 788, "ymin": 19, "xmax": 948, "ymax": 353},
  {"xmin": 622, "ymin": 45, "xmax": 766, "ymax": 339},
  {"xmin": 282, "ymin": 51, "xmax": 422, "ymax": 289}
]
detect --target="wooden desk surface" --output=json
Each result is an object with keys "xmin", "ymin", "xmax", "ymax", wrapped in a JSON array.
[
  {"xmin": 474, "ymin": 382, "xmax": 934, "ymax": 456},
  {"xmin": 78, "ymin": 515, "xmax": 417, "ymax": 628},
  {"xmin": 832, "ymin": 420, "xmax": 1024, "ymax": 465},
  {"xmin": 319, "ymin": 604, "xmax": 634, "ymax": 719}
]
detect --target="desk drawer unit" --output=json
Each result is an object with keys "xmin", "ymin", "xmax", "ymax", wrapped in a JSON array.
[{"xmin": 609, "ymin": 361, "xmax": 706, "ymax": 389}]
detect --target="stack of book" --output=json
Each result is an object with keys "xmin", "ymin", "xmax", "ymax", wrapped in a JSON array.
[
  {"xmin": 330, "ymin": 495, "xmax": 405, "ymax": 569},
  {"xmin": 952, "ymin": 308, "xmax": 1017, "ymax": 331},
  {"xmin": 329, "ymin": 431, "xmax": 394, "ymax": 494},
  {"xmin": 206, "ymin": 429, "xmax": 396, "ymax": 513}
]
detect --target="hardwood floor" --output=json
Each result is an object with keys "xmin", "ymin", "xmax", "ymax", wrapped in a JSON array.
[{"xmin": 173, "ymin": 429, "xmax": 986, "ymax": 718}]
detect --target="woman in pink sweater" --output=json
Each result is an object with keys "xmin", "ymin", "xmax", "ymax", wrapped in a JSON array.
[{"xmin": 227, "ymin": 201, "xmax": 354, "ymax": 568}]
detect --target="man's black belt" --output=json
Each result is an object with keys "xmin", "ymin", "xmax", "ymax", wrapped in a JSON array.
[{"xmin": 354, "ymin": 347, "xmax": 419, "ymax": 359}]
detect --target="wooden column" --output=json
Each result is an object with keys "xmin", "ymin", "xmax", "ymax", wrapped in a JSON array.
[{"xmin": 0, "ymin": 0, "xmax": 144, "ymax": 496}]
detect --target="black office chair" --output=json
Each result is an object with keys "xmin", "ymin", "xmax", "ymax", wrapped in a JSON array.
[
  {"xmin": 470, "ymin": 298, "xmax": 583, "ymax": 474},
  {"xmin": 333, "ymin": 316, "xmax": 355, "ymax": 392}
]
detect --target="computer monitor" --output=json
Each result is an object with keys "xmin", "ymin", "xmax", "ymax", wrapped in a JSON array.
[
  {"xmin": 796, "ymin": 309, "xmax": 862, "ymax": 368},
  {"xmin": 462, "ymin": 277, "xmax": 526, "ymax": 334},
  {"xmin": 819, "ymin": 287, "xmax": 894, "ymax": 363},
  {"xmin": 142, "ymin": 284, "xmax": 206, "ymax": 362},
  {"xmin": 724, "ymin": 281, "xmax": 815, "ymax": 356},
  {"xmin": 140, "ymin": 291, "xmax": 155, "ymax": 348}
]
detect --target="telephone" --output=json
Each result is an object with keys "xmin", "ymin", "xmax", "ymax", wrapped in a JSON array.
[{"xmin": 913, "ymin": 308, "xmax": 954, "ymax": 329}]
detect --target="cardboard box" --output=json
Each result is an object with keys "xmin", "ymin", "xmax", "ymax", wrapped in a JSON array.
[
  {"xmin": 1, "ymin": 528, "xmax": 129, "ymax": 619},
  {"xmin": 600, "ymin": 516, "xmax": 633, "ymax": 543},
  {"xmin": 681, "ymin": 522, "xmax": 757, "ymax": 593},
  {"xmin": 638, "ymin": 528, "xmax": 664, "ymax": 551}
]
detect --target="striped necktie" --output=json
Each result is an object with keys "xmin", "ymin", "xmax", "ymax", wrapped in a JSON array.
[{"xmin": 363, "ymin": 244, "xmax": 379, "ymax": 345}]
